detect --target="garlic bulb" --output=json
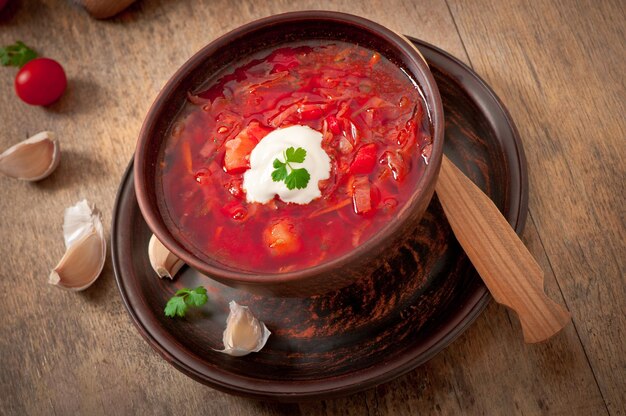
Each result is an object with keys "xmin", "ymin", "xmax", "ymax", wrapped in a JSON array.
[
  {"xmin": 218, "ymin": 301, "xmax": 271, "ymax": 357},
  {"xmin": 0, "ymin": 131, "xmax": 60, "ymax": 181},
  {"xmin": 80, "ymin": 0, "xmax": 136, "ymax": 19},
  {"xmin": 49, "ymin": 199, "xmax": 106, "ymax": 291},
  {"xmin": 148, "ymin": 234, "xmax": 184, "ymax": 279}
]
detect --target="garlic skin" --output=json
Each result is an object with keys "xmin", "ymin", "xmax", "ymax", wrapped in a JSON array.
[
  {"xmin": 49, "ymin": 200, "xmax": 106, "ymax": 291},
  {"xmin": 218, "ymin": 301, "xmax": 271, "ymax": 357},
  {"xmin": 148, "ymin": 234, "xmax": 184, "ymax": 279},
  {"xmin": 0, "ymin": 131, "xmax": 60, "ymax": 181}
]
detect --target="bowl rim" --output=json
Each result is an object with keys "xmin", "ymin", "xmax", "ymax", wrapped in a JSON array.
[{"xmin": 134, "ymin": 10, "xmax": 445, "ymax": 285}]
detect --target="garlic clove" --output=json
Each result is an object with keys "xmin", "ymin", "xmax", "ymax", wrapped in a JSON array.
[
  {"xmin": 49, "ymin": 199, "xmax": 106, "ymax": 291},
  {"xmin": 0, "ymin": 131, "xmax": 60, "ymax": 181},
  {"xmin": 218, "ymin": 301, "xmax": 271, "ymax": 357},
  {"xmin": 49, "ymin": 228, "xmax": 106, "ymax": 290},
  {"xmin": 148, "ymin": 234, "xmax": 185, "ymax": 279}
]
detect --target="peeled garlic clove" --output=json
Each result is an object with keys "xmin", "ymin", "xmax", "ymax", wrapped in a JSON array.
[
  {"xmin": 49, "ymin": 229, "xmax": 106, "ymax": 290},
  {"xmin": 148, "ymin": 234, "xmax": 185, "ymax": 279},
  {"xmin": 0, "ymin": 131, "xmax": 60, "ymax": 181},
  {"xmin": 49, "ymin": 200, "xmax": 106, "ymax": 291},
  {"xmin": 218, "ymin": 301, "xmax": 271, "ymax": 357}
]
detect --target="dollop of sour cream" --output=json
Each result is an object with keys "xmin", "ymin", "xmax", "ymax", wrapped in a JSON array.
[{"xmin": 243, "ymin": 125, "xmax": 331, "ymax": 205}]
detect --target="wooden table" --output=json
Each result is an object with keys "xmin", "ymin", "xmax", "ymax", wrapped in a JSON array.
[{"xmin": 1, "ymin": 0, "xmax": 624, "ymax": 414}]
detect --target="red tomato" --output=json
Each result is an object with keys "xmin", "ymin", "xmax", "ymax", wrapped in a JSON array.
[
  {"xmin": 326, "ymin": 115, "xmax": 341, "ymax": 134},
  {"xmin": 349, "ymin": 143, "xmax": 378, "ymax": 175},
  {"xmin": 223, "ymin": 129, "xmax": 258, "ymax": 173},
  {"xmin": 298, "ymin": 104, "xmax": 325, "ymax": 120},
  {"xmin": 14, "ymin": 58, "xmax": 67, "ymax": 106}
]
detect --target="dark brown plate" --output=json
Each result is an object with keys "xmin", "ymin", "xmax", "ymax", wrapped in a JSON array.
[{"xmin": 112, "ymin": 38, "xmax": 527, "ymax": 401}]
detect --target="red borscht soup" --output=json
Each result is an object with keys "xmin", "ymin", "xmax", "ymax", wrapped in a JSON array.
[{"xmin": 158, "ymin": 41, "xmax": 432, "ymax": 273}]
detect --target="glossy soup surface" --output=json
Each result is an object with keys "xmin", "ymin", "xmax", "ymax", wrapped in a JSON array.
[{"xmin": 158, "ymin": 41, "xmax": 432, "ymax": 273}]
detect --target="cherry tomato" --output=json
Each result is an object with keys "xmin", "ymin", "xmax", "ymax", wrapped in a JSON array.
[{"xmin": 14, "ymin": 58, "xmax": 67, "ymax": 106}]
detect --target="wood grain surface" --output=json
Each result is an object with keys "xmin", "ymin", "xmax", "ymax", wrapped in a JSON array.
[{"xmin": 0, "ymin": 0, "xmax": 623, "ymax": 415}]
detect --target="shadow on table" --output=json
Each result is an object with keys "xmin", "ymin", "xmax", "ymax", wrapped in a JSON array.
[
  {"xmin": 46, "ymin": 77, "xmax": 104, "ymax": 117},
  {"xmin": 34, "ymin": 149, "xmax": 108, "ymax": 192}
]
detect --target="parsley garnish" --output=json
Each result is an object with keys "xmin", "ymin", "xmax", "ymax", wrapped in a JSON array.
[
  {"xmin": 0, "ymin": 41, "xmax": 38, "ymax": 68},
  {"xmin": 271, "ymin": 146, "xmax": 311, "ymax": 190},
  {"xmin": 164, "ymin": 286, "xmax": 208, "ymax": 318}
]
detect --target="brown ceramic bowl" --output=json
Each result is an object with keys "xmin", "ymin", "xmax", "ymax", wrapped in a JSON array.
[{"xmin": 134, "ymin": 11, "xmax": 444, "ymax": 297}]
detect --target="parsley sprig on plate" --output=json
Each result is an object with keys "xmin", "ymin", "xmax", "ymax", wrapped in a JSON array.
[
  {"xmin": 164, "ymin": 286, "xmax": 208, "ymax": 318},
  {"xmin": 271, "ymin": 146, "xmax": 311, "ymax": 190},
  {"xmin": 0, "ymin": 41, "xmax": 37, "ymax": 68}
]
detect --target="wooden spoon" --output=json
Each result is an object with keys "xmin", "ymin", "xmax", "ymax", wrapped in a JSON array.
[{"xmin": 436, "ymin": 155, "xmax": 571, "ymax": 343}]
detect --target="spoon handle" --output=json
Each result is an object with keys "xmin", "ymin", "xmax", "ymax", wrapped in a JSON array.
[{"xmin": 436, "ymin": 155, "xmax": 571, "ymax": 343}]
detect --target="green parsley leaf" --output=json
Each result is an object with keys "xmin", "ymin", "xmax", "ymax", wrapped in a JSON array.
[
  {"xmin": 271, "ymin": 164, "xmax": 287, "ymax": 182},
  {"xmin": 164, "ymin": 286, "xmax": 209, "ymax": 318},
  {"xmin": 285, "ymin": 146, "xmax": 306, "ymax": 163},
  {"xmin": 0, "ymin": 41, "xmax": 38, "ymax": 68},
  {"xmin": 270, "ymin": 146, "xmax": 310, "ymax": 190},
  {"xmin": 285, "ymin": 168, "xmax": 311, "ymax": 190},
  {"xmin": 164, "ymin": 295, "xmax": 188, "ymax": 318},
  {"xmin": 186, "ymin": 286, "xmax": 208, "ymax": 307}
]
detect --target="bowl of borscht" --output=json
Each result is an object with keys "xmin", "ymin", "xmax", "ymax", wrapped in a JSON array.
[{"xmin": 134, "ymin": 11, "xmax": 444, "ymax": 296}]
